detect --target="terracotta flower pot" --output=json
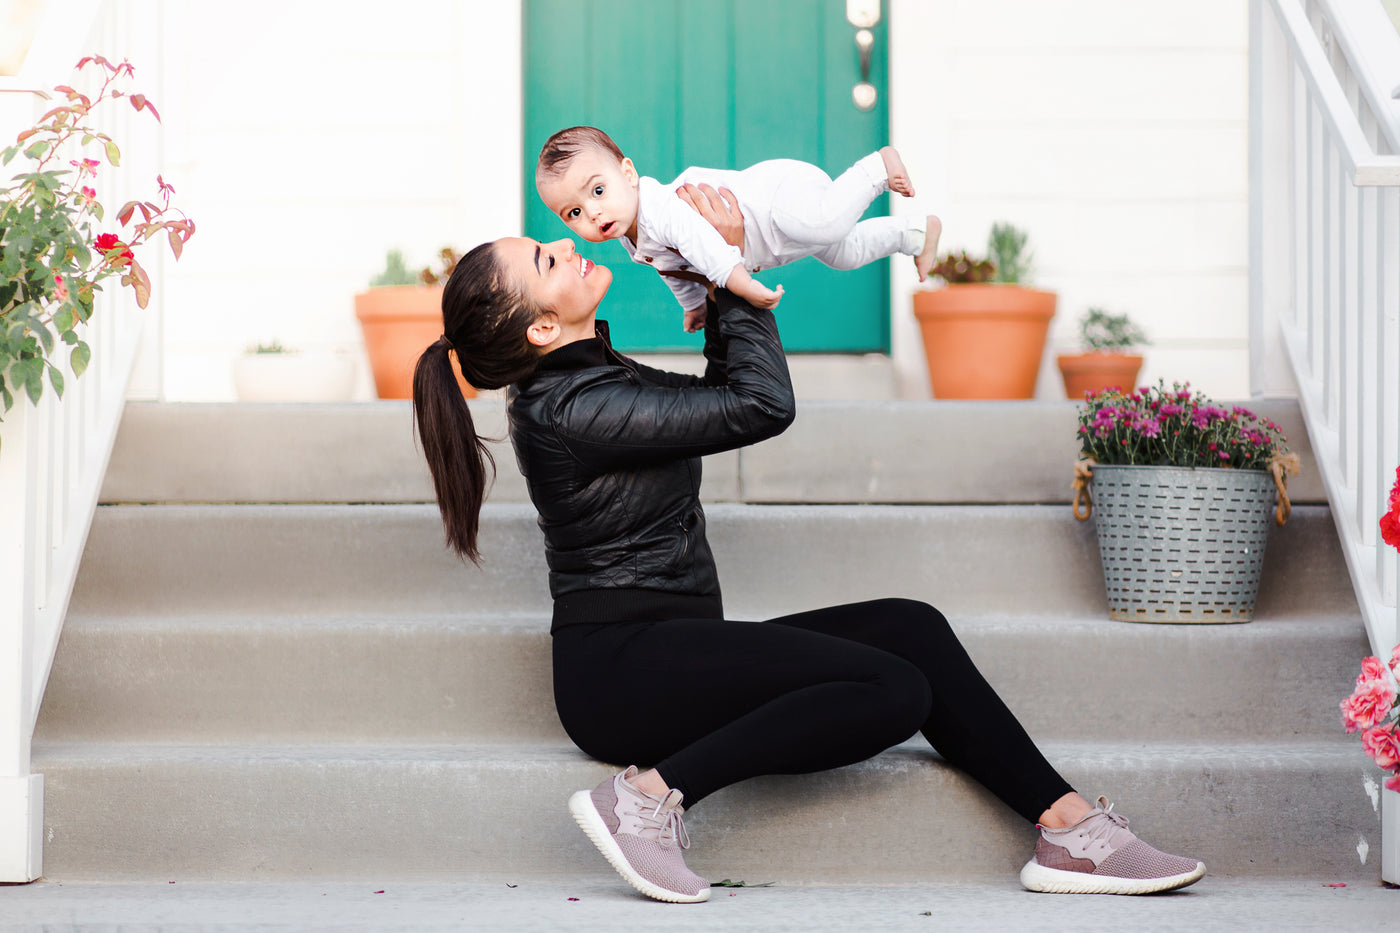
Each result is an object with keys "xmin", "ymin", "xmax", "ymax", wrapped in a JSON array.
[
  {"xmin": 911, "ymin": 284, "xmax": 1057, "ymax": 399},
  {"xmin": 1056, "ymin": 352, "xmax": 1144, "ymax": 400},
  {"xmin": 354, "ymin": 285, "xmax": 476, "ymax": 400}
]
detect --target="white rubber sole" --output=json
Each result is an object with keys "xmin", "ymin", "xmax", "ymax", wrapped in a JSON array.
[
  {"xmin": 568, "ymin": 789, "xmax": 711, "ymax": 904},
  {"xmin": 1019, "ymin": 858, "xmax": 1206, "ymax": 895}
]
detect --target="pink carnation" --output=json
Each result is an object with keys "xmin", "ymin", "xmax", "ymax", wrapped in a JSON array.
[
  {"xmin": 1342, "ymin": 679, "xmax": 1397, "ymax": 733},
  {"xmin": 1389, "ymin": 644, "xmax": 1400, "ymax": 671},
  {"xmin": 1360, "ymin": 656, "xmax": 1390, "ymax": 685},
  {"xmin": 1363, "ymin": 724, "xmax": 1400, "ymax": 770},
  {"xmin": 1386, "ymin": 773, "xmax": 1400, "ymax": 793}
]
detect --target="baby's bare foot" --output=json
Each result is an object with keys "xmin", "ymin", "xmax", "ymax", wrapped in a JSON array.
[
  {"xmin": 881, "ymin": 146, "xmax": 914, "ymax": 197},
  {"xmin": 914, "ymin": 215, "xmax": 943, "ymax": 282}
]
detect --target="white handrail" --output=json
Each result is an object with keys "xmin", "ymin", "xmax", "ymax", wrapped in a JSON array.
[
  {"xmin": 1252, "ymin": 0, "xmax": 1400, "ymax": 884},
  {"xmin": 0, "ymin": 2, "xmax": 156, "ymax": 882}
]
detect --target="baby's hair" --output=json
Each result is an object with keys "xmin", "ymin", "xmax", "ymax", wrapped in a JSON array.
[{"xmin": 536, "ymin": 126, "xmax": 625, "ymax": 182}]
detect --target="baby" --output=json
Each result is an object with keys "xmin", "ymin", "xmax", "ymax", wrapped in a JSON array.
[{"xmin": 536, "ymin": 125, "xmax": 942, "ymax": 332}]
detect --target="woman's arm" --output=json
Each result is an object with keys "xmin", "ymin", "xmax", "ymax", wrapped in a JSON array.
[{"xmin": 545, "ymin": 289, "xmax": 795, "ymax": 470}]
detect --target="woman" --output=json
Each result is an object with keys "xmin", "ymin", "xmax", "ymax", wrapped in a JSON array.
[{"xmin": 411, "ymin": 188, "xmax": 1204, "ymax": 904}]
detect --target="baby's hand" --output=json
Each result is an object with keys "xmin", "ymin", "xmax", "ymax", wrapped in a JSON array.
[
  {"xmin": 751, "ymin": 283, "xmax": 784, "ymax": 310},
  {"xmin": 683, "ymin": 305, "xmax": 707, "ymax": 333}
]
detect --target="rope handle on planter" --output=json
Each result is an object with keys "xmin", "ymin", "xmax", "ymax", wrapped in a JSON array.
[
  {"xmin": 1268, "ymin": 451, "xmax": 1301, "ymax": 526},
  {"xmin": 1072, "ymin": 452, "xmax": 1302, "ymax": 526},
  {"xmin": 1072, "ymin": 457, "xmax": 1096, "ymax": 521}
]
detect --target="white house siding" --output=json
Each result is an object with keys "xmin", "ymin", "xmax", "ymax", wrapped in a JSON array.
[
  {"xmin": 136, "ymin": 0, "xmax": 1248, "ymax": 401},
  {"xmin": 888, "ymin": 0, "xmax": 1251, "ymax": 400},
  {"xmin": 152, "ymin": 0, "xmax": 523, "ymax": 400}
]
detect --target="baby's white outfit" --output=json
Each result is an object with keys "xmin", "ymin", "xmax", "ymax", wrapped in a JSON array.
[{"xmin": 620, "ymin": 151, "xmax": 926, "ymax": 312}]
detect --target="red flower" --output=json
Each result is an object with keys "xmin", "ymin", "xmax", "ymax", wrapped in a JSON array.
[
  {"xmin": 52, "ymin": 273, "xmax": 68, "ymax": 301},
  {"xmin": 94, "ymin": 233, "xmax": 134, "ymax": 266},
  {"xmin": 1382, "ymin": 466, "xmax": 1400, "ymax": 553},
  {"xmin": 81, "ymin": 185, "xmax": 97, "ymax": 205}
]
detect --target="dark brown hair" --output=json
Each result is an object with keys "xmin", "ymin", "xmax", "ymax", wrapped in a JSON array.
[
  {"xmin": 412, "ymin": 241, "xmax": 541, "ymax": 563},
  {"xmin": 536, "ymin": 125, "xmax": 626, "ymax": 183}
]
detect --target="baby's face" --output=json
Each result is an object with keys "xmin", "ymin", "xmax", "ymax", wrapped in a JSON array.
[{"xmin": 537, "ymin": 148, "xmax": 640, "ymax": 244}]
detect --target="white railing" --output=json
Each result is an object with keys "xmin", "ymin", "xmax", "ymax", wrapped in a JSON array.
[
  {"xmin": 0, "ymin": 2, "xmax": 160, "ymax": 882},
  {"xmin": 1250, "ymin": 0, "xmax": 1400, "ymax": 883}
]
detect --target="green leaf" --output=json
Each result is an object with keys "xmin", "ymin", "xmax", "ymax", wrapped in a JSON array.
[
  {"xmin": 1, "ymin": 145, "xmax": 17, "ymax": 165},
  {"xmin": 33, "ymin": 322, "xmax": 53, "ymax": 354},
  {"xmin": 54, "ymin": 307, "xmax": 74, "ymax": 333},
  {"xmin": 47, "ymin": 364, "xmax": 64, "ymax": 398},
  {"xmin": 103, "ymin": 139, "xmax": 120, "ymax": 166},
  {"xmin": 0, "ymin": 376, "xmax": 12, "ymax": 413},
  {"xmin": 15, "ymin": 358, "xmax": 42, "ymax": 405},
  {"xmin": 70, "ymin": 340, "xmax": 90, "ymax": 377},
  {"xmin": 23, "ymin": 140, "xmax": 50, "ymax": 160}
]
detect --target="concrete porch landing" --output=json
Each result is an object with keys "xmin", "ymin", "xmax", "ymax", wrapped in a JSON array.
[{"xmin": 0, "ymin": 877, "xmax": 1392, "ymax": 932}]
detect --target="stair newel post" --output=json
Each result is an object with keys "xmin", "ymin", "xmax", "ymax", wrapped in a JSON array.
[{"xmin": 0, "ymin": 401, "xmax": 45, "ymax": 883}]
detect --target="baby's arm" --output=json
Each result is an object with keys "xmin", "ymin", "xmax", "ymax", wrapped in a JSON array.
[
  {"xmin": 722, "ymin": 265, "xmax": 784, "ymax": 310},
  {"xmin": 669, "ymin": 183, "xmax": 774, "ymax": 325}
]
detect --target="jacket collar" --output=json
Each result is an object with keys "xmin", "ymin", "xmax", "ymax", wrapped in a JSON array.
[{"xmin": 535, "ymin": 319, "xmax": 618, "ymax": 373}]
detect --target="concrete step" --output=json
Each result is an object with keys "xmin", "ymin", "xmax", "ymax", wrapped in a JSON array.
[
  {"xmin": 35, "ymin": 614, "xmax": 1365, "ymax": 745},
  {"xmin": 3, "ymin": 877, "xmax": 1396, "ymax": 932},
  {"xmin": 99, "ymin": 400, "xmax": 1327, "ymax": 506},
  {"xmin": 68, "ymin": 503, "xmax": 1356, "ymax": 622},
  {"xmin": 30, "ymin": 738, "xmax": 1376, "ymax": 883}
]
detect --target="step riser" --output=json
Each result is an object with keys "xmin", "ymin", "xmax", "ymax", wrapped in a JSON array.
[
  {"xmin": 68, "ymin": 505, "xmax": 1356, "ymax": 621},
  {"xmin": 35, "ymin": 620, "xmax": 1365, "ymax": 744},
  {"xmin": 100, "ymin": 400, "xmax": 1327, "ymax": 506},
  {"xmin": 32, "ymin": 745, "xmax": 1376, "ymax": 882}
]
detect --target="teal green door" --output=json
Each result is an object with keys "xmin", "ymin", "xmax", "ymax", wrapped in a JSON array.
[{"xmin": 523, "ymin": 0, "xmax": 890, "ymax": 353}]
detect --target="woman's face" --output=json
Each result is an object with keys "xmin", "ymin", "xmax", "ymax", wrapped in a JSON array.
[{"xmin": 496, "ymin": 237, "xmax": 612, "ymax": 346}]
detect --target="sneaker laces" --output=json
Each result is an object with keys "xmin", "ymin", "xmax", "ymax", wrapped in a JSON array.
[
  {"xmin": 1080, "ymin": 798, "xmax": 1132, "ymax": 847},
  {"xmin": 637, "ymin": 791, "xmax": 691, "ymax": 851}
]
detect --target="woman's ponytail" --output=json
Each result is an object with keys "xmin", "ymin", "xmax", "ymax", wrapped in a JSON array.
[
  {"xmin": 412, "ymin": 240, "xmax": 542, "ymax": 564},
  {"xmin": 413, "ymin": 337, "xmax": 491, "ymax": 563}
]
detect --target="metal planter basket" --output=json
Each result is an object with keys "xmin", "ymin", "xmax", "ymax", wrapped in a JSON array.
[{"xmin": 1087, "ymin": 465, "xmax": 1277, "ymax": 623}]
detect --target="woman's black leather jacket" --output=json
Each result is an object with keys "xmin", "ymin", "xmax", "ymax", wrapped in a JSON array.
[{"xmin": 507, "ymin": 289, "xmax": 795, "ymax": 629}]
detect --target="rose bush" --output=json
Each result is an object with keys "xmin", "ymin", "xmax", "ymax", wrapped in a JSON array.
[{"xmin": 0, "ymin": 55, "xmax": 194, "ymax": 448}]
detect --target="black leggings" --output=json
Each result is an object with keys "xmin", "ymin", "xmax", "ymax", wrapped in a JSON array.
[{"xmin": 551, "ymin": 598, "xmax": 1073, "ymax": 823}]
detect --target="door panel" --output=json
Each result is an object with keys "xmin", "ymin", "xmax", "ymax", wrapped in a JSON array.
[{"xmin": 523, "ymin": 0, "xmax": 890, "ymax": 352}]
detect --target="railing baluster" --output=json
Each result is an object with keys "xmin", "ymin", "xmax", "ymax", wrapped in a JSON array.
[
  {"xmin": 1382, "ymin": 185, "xmax": 1400, "ymax": 610},
  {"xmin": 1340, "ymin": 169, "xmax": 1359, "ymax": 497},
  {"xmin": 1359, "ymin": 185, "xmax": 1379, "ymax": 548},
  {"xmin": 1309, "ymin": 99, "xmax": 1325, "ymax": 376}
]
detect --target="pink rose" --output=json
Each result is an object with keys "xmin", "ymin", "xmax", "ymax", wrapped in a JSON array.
[
  {"xmin": 1363, "ymin": 724, "xmax": 1400, "ymax": 770},
  {"xmin": 1389, "ymin": 644, "xmax": 1400, "ymax": 672},
  {"xmin": 1385, "ymin": 773, "xmax": 1400, "ymax": 793},
  {"xmin": 52, "ymin": 273, "xmax": 68, "ymax": 301},
  {"xmin": 1342, "ymin": 680, "xmax": 1397, "ymax": 733}
]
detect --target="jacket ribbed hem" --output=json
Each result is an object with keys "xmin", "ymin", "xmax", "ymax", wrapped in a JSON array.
[{"xmin": 551, "ymin": 588, "xmax": 723, "ymax": 632}]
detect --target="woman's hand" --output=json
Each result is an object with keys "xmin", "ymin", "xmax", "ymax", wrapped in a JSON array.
[{"xmin": 676, "ymin": 183, "xmax": 745, "ymax": 251}]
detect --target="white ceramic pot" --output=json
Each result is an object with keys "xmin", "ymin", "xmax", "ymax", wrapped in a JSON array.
[{"xmin": 232, "ymin": 352, "xmax": 357, "ymax": 402}]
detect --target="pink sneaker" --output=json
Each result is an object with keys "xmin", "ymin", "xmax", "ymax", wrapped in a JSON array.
[
  {"xmin": 1020, "ymin": 796, "xmax": 1205, "ymax": 894},
  {"xmin": 568, "ymin": 766, "xmax": 710, "ymax": 903}
]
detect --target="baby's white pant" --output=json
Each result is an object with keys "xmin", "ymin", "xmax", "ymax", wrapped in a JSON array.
[{"xmin": 769, "ymin": 151, "xmax": 924, "ymax": 268}]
